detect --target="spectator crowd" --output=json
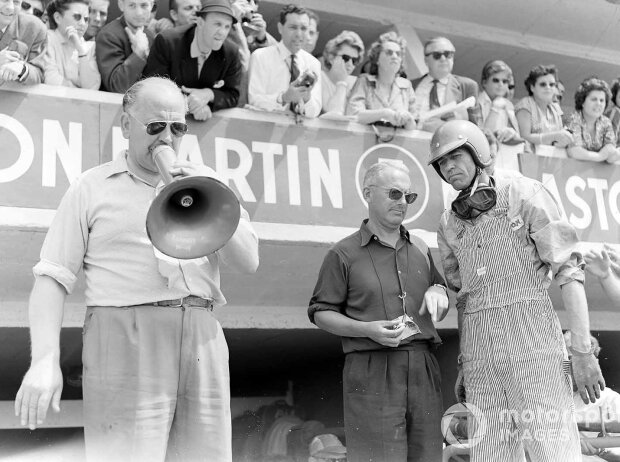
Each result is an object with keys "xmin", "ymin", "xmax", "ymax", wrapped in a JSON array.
[{"xmin": 1, "ymin": 0, "xmax": 620, "ymax": 163}]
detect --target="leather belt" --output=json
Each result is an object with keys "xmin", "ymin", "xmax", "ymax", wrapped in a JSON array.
[{"xmin": 138, "ymin": 295, "xmax": 214, "ymax": 309}]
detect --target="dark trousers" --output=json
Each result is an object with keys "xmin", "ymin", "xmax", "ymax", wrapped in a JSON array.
[{"xmin": 343, "ymin": 344, "xmax": 443, "ymax": 462}]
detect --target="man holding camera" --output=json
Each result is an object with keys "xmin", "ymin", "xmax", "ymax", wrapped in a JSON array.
[
  {"xmin": 308, "ymin": 161, "xmax": 448, "ymax": 462},
  {"xmin": 248, "ymin": 4, "xmax": 322, "ymax": 117}
]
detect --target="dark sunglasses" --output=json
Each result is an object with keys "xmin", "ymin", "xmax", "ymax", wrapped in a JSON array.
[
  {"xmin": 491, "ymin": 77, "xmax": 510, "ymax": 85},
  {"xmin": 21, "ymin": 1, "xmax": 44, "ymax": 17},
  {"xmin": 382, "ymin": 48, "xmax": 402, "ymax": 58},
  {"xmin": 70, "ymin": 12, "xmax": 89, "ymax": 22},
  {"xmin": 425, "ymin": 50, "xmax": 455, "ymax": 60},
  {"xmin": 451, "ymin": 185, "xmax": 496, "ymax": 219},
  {"xmin": 338, "ymin": 53, "xmax": 360, "ymax": 65},
  {"xmin": 371, "ymin": 185, "xmax": 418, "ymax": 204},
  {"xmin": 129, "ymin": 112, "xmax": 188, "ymax": 136},
  {"xmin": 537, "ymin": 81, "xmax": 557, "ymax": 88}
]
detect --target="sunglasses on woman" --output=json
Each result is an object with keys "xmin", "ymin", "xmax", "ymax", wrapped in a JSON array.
[
  {"xmin": 425, "ymin": 50, "xmax": 455, "ymax": 60},
  {"xmin": 21, "ymin": 1, "xmax": 43, "ymax": 17},
  {"xmin": 69, "ymin": 12, "xmax": 89, "ymax": 22},
  {"xmin": 370, "ymin": 185, "xmax": 418, "ymax": 204},
  {"xmin": 129, "ymin": 112, "xmax": 188, "ymax": 137},
  {"xmin": 491, "ymin": 77, "xmax": 510, "ymax": 85},
  {"xmin": 337, "ymin": 53, "xmax": 360, "ymax": 65}
]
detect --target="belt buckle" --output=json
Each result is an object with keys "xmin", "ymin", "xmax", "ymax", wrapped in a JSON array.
[{"xmin": 169, "ymin": 298, "xmax": 185, "ymax": 307}]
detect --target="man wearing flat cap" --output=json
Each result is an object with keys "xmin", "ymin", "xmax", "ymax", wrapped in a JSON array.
[{"xmin": 143, "ymin": 0, "xmax": 242, "ymax": 121}]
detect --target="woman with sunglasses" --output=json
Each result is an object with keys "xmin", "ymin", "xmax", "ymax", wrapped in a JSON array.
[
  {"xmin": 346, "ymin": 31, "xmax": 417, "ymax": 129},
  {"xmin": 43, "ymin": 0, "xmax": 101, "ymax": 89},
  {"xmin": 515, "ymin": 64, "xmax": 573, "ymax": 154},
  {"xmin": 476, "ymin": 60, "xmax": 521, "ymax": 145},
  {"xmin": 320, "ymin": 30, "xmax": 364, "ymax": 115},
  {"xmin": 565, "ymin": 77, "xmax": 620, "ymax": 163}
]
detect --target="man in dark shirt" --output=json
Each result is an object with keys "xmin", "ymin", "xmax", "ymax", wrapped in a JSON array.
[
  {"xmin": 308, "ymin": 161, "xmax": 449, "ymax": 462},
  {"xmin": 143, "ymin": 0, "xmax": 242, "ymax": 121},
  {"xmin": 96, "ymin": 0, "xmax": 154, "ymax": 92}
]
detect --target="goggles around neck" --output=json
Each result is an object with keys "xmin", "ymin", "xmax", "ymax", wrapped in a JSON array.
[{"xmin": 451, "ymin": 173, "xmax": 496, "ymax": 219}]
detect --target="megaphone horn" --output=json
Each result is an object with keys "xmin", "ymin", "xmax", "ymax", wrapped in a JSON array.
[{"xmin": 146, "ymin": 145, "xmax": 241, "ymax": 259}]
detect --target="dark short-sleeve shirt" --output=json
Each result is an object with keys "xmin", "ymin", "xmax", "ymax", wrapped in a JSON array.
[{"xmin": 308, "ymin": 220, "xmax": 444, "ymax": 353}]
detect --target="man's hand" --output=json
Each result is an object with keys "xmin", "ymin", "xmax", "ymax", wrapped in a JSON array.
[
  {"xmin": 181, "ymin": 86, "xmax": 215, "ymax": 114},
  {"xmin": 579, "ymin": 432, "xmax": 600, "ymax": 456},
  {"xmin": 454, "ymin": 367, "xmax": 466, "ymax": 403},
  {"xmin": 190, "ymin": 104, "xmax": 213, "ymax": 121},
  {"xmin": 169, "ymin": 160, "xmax": 218, "ymax": 180},
  {"xmin": 125, "ymin": 26, "xmax": 150, "ymax": 60},
  {"xmin": 419, "ymin": 285, "xmax": 449, "ymax": 322},
  {"xmin": 365, "ymin": 319, "xmax": 405, "ymax": 348},
  {"xmin": 0, "ymin": 49, "xmax": 21, "ymax": 67},
  {"xmin": 282, "ymin": 83, "xmax": 311, "ymax": 105},
  {"xmin": 15, "ymin": 356, "xmax": 63, "ymax": 430},
  {"xmin": 572, "ymin": 353, "xmax": 605, "ymax": 404},
  {"xmin": 0, "ymin": 61, "xmax": 24, "ymax": 81}
]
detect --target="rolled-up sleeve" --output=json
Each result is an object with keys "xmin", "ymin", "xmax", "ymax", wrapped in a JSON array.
[
  {"xmin": 518, "ymin": 180, "xmax": 585, "ymax": 286},
  {"xmin": 33, "ymin": 180, "xmax": 89, "ymax": 294},
  {"xmin": 308, "ymin": 248, "xmax": 348, "ymax": 324}
]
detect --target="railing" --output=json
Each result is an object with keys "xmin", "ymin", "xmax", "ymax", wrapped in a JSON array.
[{"xmin": 1, "ymin": 83, "xmax": 619, "ymax": 329}]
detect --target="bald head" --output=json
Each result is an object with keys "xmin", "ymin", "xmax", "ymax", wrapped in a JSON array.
[{"xmin": 123, "ymin": 77, "xmax": 187, "ymax": 114}]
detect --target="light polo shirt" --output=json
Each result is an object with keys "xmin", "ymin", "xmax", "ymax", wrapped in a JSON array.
[
  {"xmin": 34, "ymin": 152, "xmax": 254, "ymax": 307},
  {"xmin": 43, "ymin": 29, "xmax": 100, "ymax": 89},
  {"xmin": 248, "ymin": 41, "xmax": 322, "ymax": 117},
  {"xmin": 308, "ymin": 220, "xmax": 444, "ymax": 353},
  {"xmin": 414, "ymin": 74, "xmax": 450, "ymax": 115}
]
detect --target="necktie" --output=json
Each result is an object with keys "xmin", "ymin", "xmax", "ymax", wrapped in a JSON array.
[
  {"xmin": 289, "ymin": 53, "xmax": 300, "ymax": 83},
  {"xmin": 289, "ymin": 54, "xmax": 301, "ymax": 113},
  {"xmin": 429, "ymin": 79, "xmax": 440, "ymax": 109}
]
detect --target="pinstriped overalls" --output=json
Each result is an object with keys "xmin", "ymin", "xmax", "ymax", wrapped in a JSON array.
[{"xmin": 451, "ymin": 184, "xmax": 580, "ymax": 462}]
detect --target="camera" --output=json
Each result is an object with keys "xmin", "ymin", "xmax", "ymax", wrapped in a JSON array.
[{"xmin": 295, "ymin": 70, "xmax": 317, "ymax": 88}]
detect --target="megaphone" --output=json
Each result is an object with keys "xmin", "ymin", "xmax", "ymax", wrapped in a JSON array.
[{"xmin": 145, "ymin": 145, "xmax": 241, "ymax": 259}]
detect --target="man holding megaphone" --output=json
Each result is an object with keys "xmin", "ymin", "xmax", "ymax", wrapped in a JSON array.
[{"xmin": 15, "ymin": 76, "xmax": 259, "ymax": 462}]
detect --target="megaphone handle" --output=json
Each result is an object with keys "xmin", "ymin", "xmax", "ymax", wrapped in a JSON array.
[{"xmin": 153, "ymin": 147, "xmax": 176, "ymax": 185}]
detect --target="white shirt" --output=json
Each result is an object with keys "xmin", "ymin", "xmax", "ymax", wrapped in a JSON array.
[
  {"xmin": 414, "ymin": 74, "xmax": 451, "ymax": 115},
  {"xmin": 248, "ymin": 41, "xmax": 322, "ymax": 118}
]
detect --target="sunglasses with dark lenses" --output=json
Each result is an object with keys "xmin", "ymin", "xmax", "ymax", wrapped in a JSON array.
[
  {"xmin": 425, "ymin": 50, "xmax": 455, "ymax": 60},
  {"xmin": 491, "ymin": 77, "xmax": 510, "ymax": 85},
  {"xmin": 21, "ymin": 1, "xmax": 44, "ymax": 17},
  {"xmin": 372, "ymin": 186, "xmax": 418, "ymax": 204},
  {"xmin": 129, "ymin": 112, "xmax": 188, "ymax": 136},
  {"xmin": 451, "ymin": 187, "xmax": 496, "ymax": 219},
  {"xmin": 70, "ymin": 12, "xmax": 89, "ymax": 22},
  {"xmin": 338, "ymin": 54, "xmax": 360, "ymax": 65}
]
